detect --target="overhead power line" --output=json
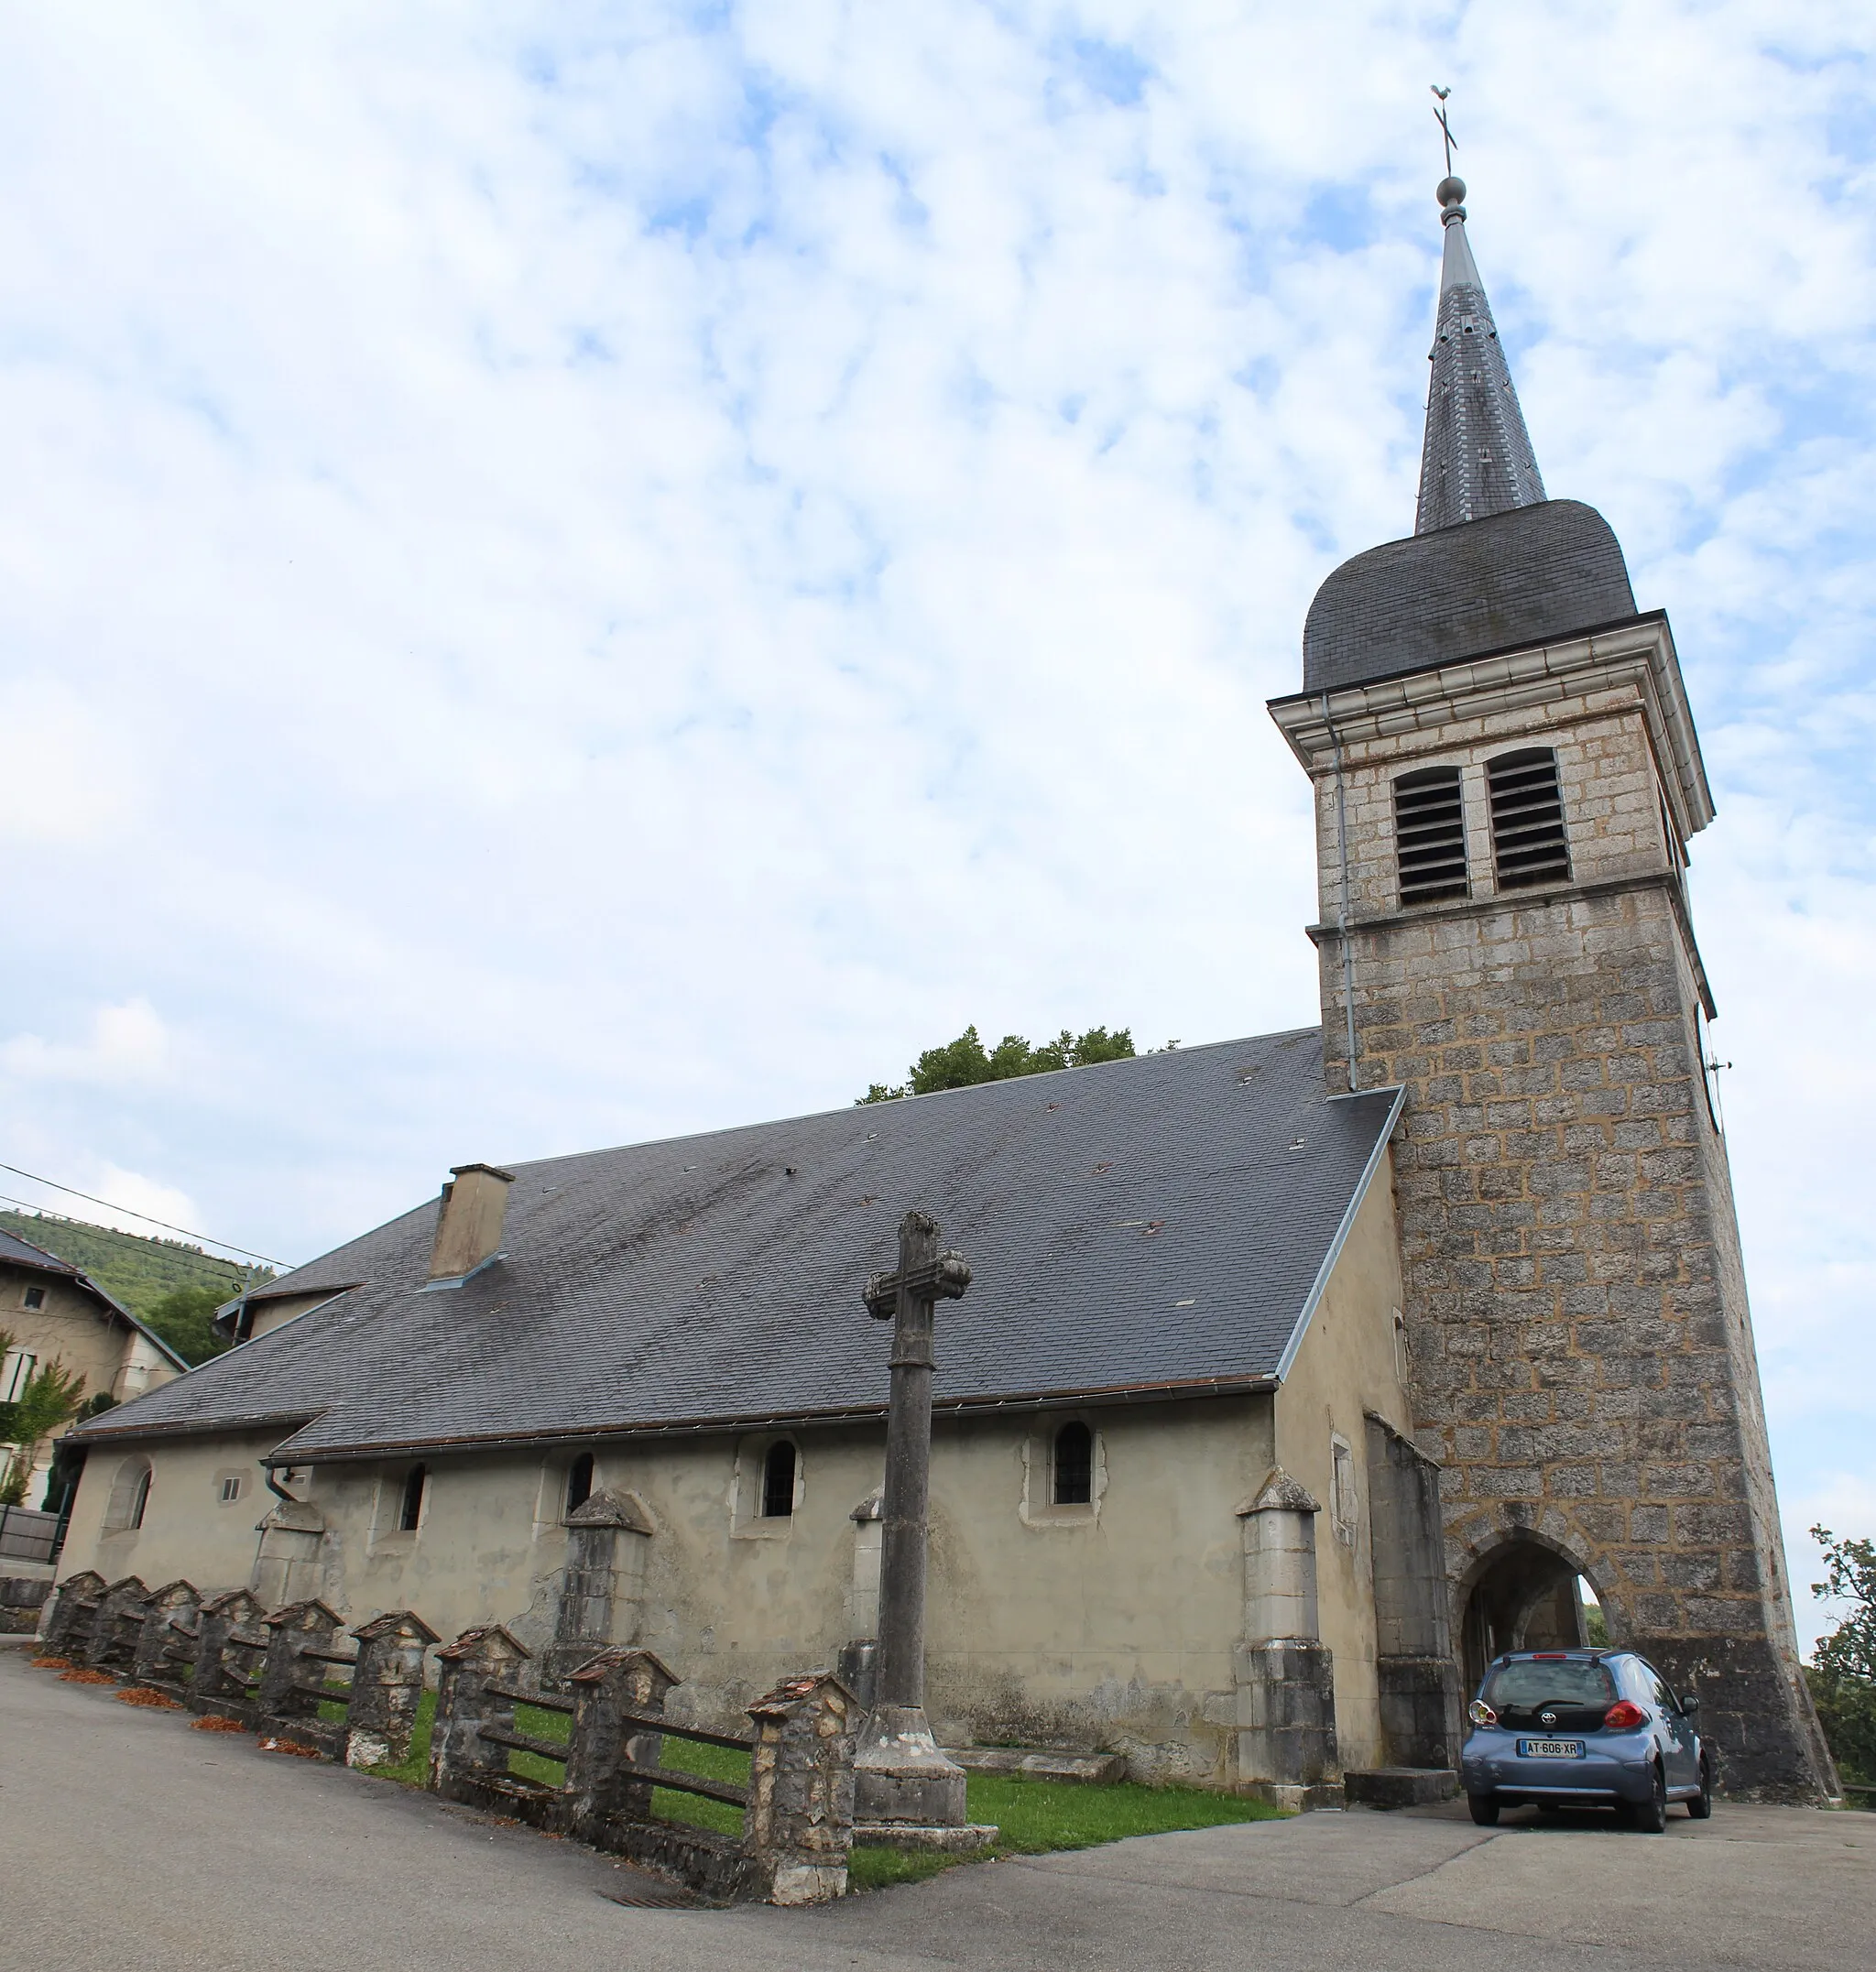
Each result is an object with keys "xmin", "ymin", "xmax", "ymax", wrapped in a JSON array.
[
  {"xmin": 0, "ymin": 1161, "xmax": 293, "ymax": 1269},
  {"xmin": 0, "ymin": 1192, "xmax": 265, "ymax": 1280}
]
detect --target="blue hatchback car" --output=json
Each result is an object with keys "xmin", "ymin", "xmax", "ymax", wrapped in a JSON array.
[{"xmin": 1460, "ymin": 1648, "xmax": 1714, "ymax": 1830}]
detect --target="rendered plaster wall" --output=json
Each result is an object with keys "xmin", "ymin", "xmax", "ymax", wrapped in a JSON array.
[
  {"xmin": 59, "ymin": 1428, "xmax": 284, "ymax": 1593},
  {"xmin": 1272, "ymin": 1162, "xmax": 1414, "ymax": 1771},
  {"xmin": 242, "ymin": 1291, "xmax": 341, "ymax": 1343},
  {"xmin": 56, "ymin": 1396, "xmax": 1284, "ymax": 1785}
]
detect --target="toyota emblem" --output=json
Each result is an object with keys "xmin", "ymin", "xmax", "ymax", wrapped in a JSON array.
[{"xmin": 1539, "ymin": 1709, "xmax": 1558, "ymax": 1727}]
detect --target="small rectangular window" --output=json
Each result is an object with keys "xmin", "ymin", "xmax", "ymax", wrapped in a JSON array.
[
  {"xmin": 1488, "ymin": 748, "xmax": 1571, "ymax": 888},
  {"xmin": 22, "ymin": 1285, "xmax": 46, "ymax": 1311},
  {"xmin": 1393, "ymin": 767, "xmax": 1468, "ymax": 904},
  {"xmin": 220, "ymin": 1476, "xmax": 243, "ymax": 1504},
  {"xmin": 2, "ymin": 1349, "xmax": 36, "ymax": 1402}
]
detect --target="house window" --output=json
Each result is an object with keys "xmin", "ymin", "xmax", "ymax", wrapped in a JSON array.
[
  {"xmin": 1053, "ymin": 1422, "xmax": 1094, "ymax": 1506},
  {"xmin": 219, "ymin": 1475, "xmax": 244, "ymax": 1505},
  {"xmin": 105, "ymin": 1456, "xmax": 154, "ymax": 1531},
  {"xmin": 398, "ymin": 1463, "xmax": 428, "ymax": 1532},
  {"xmin": 1488, "ymin": 748, "xmax": 1571, "ymax": 888},
  {"xmin": 1393, "ymin": 766, "xmax": 1469, "ymax": 905},
  {"xmin": 761, "ymin": 1440, "xmax": 797, "ymax": 1519},
  {"xmin": 2, "ymin": 1348, "xmax": 36, "ymax": 1402},
  {"xmin": 565, "ymin": 1452, "xmax": 594, "ymax": 1517},
  {"xmin": 130, "ymin": 1467, "xmax": 152, "ymax": 1530},
  {"xmin": 21, "ymin": 1285, "xmax": 46, "ymax": 1311}
]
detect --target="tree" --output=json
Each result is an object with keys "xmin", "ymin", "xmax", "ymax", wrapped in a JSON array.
[
  {"xmin": 141, "ymin": 1283, "xmax": 234, "ymax": 1366},
  {"xmin": 859, "ymin": 1024, "xmax": 1145, "ymax": 1104},
  {"xmin": 0, "ymin": 1331, "xmax": 89, "ymax": 1507},
  {"xmin": 1807, "ymin": 1525, "xmax": 1876, "ymax": 1783}
]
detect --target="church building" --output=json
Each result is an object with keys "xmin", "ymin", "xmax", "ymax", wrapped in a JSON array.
[{"xmin": 54, "ymin": 176, "xmax": 1836, "ymax": 1805}]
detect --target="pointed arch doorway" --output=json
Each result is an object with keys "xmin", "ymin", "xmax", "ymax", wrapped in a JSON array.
[{"xmin": 1458, "ymin": 1536, "xmax": 1599, "ymax": 1696}]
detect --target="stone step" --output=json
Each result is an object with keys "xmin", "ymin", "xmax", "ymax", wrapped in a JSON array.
[
  {"xmin": 945, "ymin": 1746, "xmax": 1129, "ymax": 1785},
  {"xmin": 1343, "ymin": 1767, "xmax": 1458, "ymax": 1809}
]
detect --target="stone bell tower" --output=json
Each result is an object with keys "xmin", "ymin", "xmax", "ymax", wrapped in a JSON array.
[{"xmin": 1269, "ymin": 176, "xmax": 1837, "ymax": 1800}]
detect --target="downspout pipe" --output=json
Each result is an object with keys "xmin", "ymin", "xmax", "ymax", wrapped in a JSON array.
[{"xmin": 1322, "ymin": 692, "xmax": 1360, "ymax": 1092}]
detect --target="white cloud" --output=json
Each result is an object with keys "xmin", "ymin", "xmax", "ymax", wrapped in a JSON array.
[
  {"xmin": 0, "ymin": 5, "xmax": 1871, "ymax": 1554},
  {"xmin": 0, "ymin": 1001, "xmax": 173, "ymax": 1087}
]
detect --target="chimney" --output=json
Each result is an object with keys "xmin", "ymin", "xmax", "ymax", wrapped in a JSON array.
[{"xmin": 428, "ymin": 1163, "xmax": 516, "ymax": 1285}]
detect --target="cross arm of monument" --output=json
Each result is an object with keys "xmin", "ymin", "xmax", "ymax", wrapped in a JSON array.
[{"xmin": 862, "ymin": 1250, "xmax": 972, "ymax": 1319}]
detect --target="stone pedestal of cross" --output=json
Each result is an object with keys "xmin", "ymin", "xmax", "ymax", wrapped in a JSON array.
[{"xmin": 851, "ymin": 1209, "xmax": 985, "ymax": 1836}]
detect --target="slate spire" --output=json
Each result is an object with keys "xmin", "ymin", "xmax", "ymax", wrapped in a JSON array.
[{"xmin": 1414, "ymin": 177, "xmax": 1546, "ymax": 535}]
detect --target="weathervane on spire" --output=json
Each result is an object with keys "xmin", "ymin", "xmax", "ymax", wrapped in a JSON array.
[{"xmin": 1431, "ymin": 84, "xmax": 1458, "ymax": 177}]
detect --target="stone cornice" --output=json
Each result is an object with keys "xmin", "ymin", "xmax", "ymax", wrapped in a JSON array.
[
  {"xmin": 1306, "ymin": 868, "xmax": 1718, "ymax": 1019},
  {"xmin": 1268, "ymin": 612, "xmax": 1717, "ymax": 840}
]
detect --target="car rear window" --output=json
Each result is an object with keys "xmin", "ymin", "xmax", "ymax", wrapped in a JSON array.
[{"xmin": 1482, "ymin": 1660, "xmax": 1616, "ymax": 1710}]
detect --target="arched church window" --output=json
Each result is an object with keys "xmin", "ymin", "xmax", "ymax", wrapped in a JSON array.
[
  {"xmin": 1393, "ymin": 766, "xmax": 1469, "ymax": 904},
  {"xmin": 105, "ymin": 1455, "xmax": 152, "ymax": 1531},
  {"xmin": 1053, "ymin": 1422, "xmax": 1094, "ymax": 1506},
  {"xmin": 565, "ymin": 1452, "xmax": 594, "ymax": 1517},
  {"xmin": 761, "ymin": 1440, "xmax": 797, "ymax": 1519},
  {"xmin": 398, "ymin": 1463, "xmax": 427, "ymax": 1532},
  {"xmin": 1488, "ymin": 748, "xmax": 1571, "ymax": 888}
]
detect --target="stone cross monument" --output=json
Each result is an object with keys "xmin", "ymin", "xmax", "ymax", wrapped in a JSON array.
[{"xmin": 853, "ymin": 1209, "xmax": 974, "ymax": 1828}]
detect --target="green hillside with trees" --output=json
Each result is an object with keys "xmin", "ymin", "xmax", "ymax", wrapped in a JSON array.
[{"xmin": 0, "ymin": 1210, "xmax": 273, "ymax": 1366}]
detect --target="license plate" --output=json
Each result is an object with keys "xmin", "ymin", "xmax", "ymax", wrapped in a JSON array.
[{"xmin": 1520, "ymin": 1738, "xmax": 1584, "ymax": 1759}]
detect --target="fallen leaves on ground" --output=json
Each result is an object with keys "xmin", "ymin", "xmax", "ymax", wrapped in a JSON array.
[
  {"xmin": 190, "ymin": 1716, "xmax": 250, "ymax": 1734},
  {"xmin": 117, "ymin": 1686, "xmax": 183, "ymax": 1709},
  {"xmin": 59, "ymin": 1668, "xmax": 117, "ymax": 1684},
  {"xmin": 257, "ymin": 1737, "xmax": 322, "ymax": 1759},
  {"xmin": 30, "ymin": 1656, "xmax": 73, "ymax": 1670}
]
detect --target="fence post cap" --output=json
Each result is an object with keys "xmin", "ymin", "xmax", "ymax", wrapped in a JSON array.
[
  {"xmin": 435, "ymin": 1622, "xmax": 530, "ymax": 1664},
  {"xmin": 262, "ymin": 1597, "xmax": 344, "ymax": 1632},
  {"xmin": 350, "ymin": 1609, "xmax": 440, "ymax": 1645},
  {"xmin": 567, "ymin": 1644, "xmax": 680, "ymax": 1688},
  {"xmin": 201, "ymin": 1587, "xmax": 264, "ymax": 1619},
  {"xmin": 747, "ymin": 1670, "xmax": 858, "ymax": 1722},
  {"xmin": 142, "ymin": 1578, "xmax": 201, "ymax": 1606}
]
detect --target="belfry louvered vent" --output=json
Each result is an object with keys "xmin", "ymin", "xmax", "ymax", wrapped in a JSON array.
[
  {"xmin": 1393, "ymin": 766, "xmax": 1469, "ymax": 905},
  {"xmin": 1489, "ymin": 748, "xmax": 1571, "ymax": 888}
]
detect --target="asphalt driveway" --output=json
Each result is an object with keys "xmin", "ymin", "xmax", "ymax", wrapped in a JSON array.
[{"xmin": 4, "ymin": 1641, "xmax": 1871, "ymax": 1972}]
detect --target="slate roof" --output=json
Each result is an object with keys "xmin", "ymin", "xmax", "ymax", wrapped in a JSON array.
[
  {"xmin": 1414, "ymin": 184, "xmax": 1546, "ymax": 535},
  {"xmin": 0, "ymin": 1226, "xmax": 191, "ymax": 1370},
  {"xmin": 72, "ymin": 1031, "xmax": 1402, "ymax": 1464},
  {"xmin": 1300, "ymin": 499, "xmax": 1640, "ymax": 696}
]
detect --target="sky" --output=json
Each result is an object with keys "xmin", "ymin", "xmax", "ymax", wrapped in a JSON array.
[{"xmin": 0, "ymin": 3, "xmax": 1871, "ymax": 1650}]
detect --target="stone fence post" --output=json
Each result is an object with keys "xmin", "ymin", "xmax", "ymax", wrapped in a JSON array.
[
  {"xmin": 1234, "ymin": 1469, "xmax": 1340, "ymax": 1810},
  {"xmin": 192, "ymin": 1589, "xmax": 266, "ymax": 1704},
  {"xmin": 345, "ymin": 1612, "xmax": 438, "ymax": 1768},
  {"xmin": 85, "ymin": 1576, "xmax": 149, "ymax": 1670},
  {"xmin": 132, "ymin": 1581, "xmax": 201, "ymax": 1685},
  {"xmin": 39, "ymin": 1570, "xmax": 105, "ymax": 1654},
  {"xmin": 256, "ymin": 1599, "xmax": 345, "ymax": 1720},
  {"xmin": 430, "ymin": 1625, "xmax": 530, "ymax": 1799},
  {"xmin": 745, "ymin": 1672, "xmax": 859, "ymax": 1906},
  {"xmin": 566, "ymin": 1646, "xmax": 680, "ymax": 1828}
]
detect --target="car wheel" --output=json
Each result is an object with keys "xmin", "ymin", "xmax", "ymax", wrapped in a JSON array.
[
  {"xmin": 1685, "ymin": 1752, "xmax": 1714, "ymax": 1820},
  {"xmin": 1625, "ymin": 1762, "xmax": 1668, "ymax": 1833},
  {"xmin": 1467, "ymin": 1792, "xmax": 1500, "ymax": 1826}
]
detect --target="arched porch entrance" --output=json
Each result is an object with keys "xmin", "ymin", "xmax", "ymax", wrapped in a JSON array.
[{"xmin": 1458, "ymin": 1536, "xmax": 1598, "ymax": 1696}]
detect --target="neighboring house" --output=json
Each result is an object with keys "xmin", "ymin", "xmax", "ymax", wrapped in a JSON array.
[
  {"xmin": 58, "ymin": 175, "xmax": 1837, "ymax": 1805},
  {"xmin": 1, "ymin": 1228, "xmax": 190, "ymax": 1508}
]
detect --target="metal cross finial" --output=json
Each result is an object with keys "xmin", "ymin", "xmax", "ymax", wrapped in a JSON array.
[{"xmin": 1431, "ymin": 84, "xmax": 1457, "ymax": 177}]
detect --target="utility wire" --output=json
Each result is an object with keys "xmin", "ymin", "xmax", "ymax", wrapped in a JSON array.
[
  {"xmin": 0, "ymin": 1162, "xmax": 292, "ymax": 1269},
  {"xmin": 0, "ymin": 1192, "xmax": 268, "ymax": 1280}
]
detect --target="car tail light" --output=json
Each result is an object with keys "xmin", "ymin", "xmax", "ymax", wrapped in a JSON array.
[
  {"xmin": 1467, "ymin": 1699, "xmax": 1497, "ymax": 1727},
  {"xmin": 1604, "ymin": 1700, "xmax": 1647, "ymax": 1731}
]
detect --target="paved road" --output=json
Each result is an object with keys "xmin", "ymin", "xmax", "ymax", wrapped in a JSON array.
[{"xmin": 5, "ymin": 1642, "xmax": 1871, "ymax": 1972}]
